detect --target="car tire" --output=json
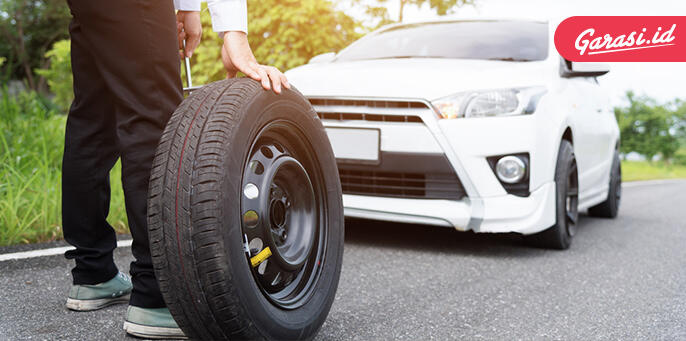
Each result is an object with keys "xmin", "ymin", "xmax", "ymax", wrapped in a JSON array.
[
  {"xmin": 525, "ymin": 140, "xmax": 578, "ymax": 250},
  {"xmin": 147, "ymin": 78, "xmax": 344, "ymax": 340},
  {"xmin": 588, "ymin": 151, "xmax": 621, "ymax": 218}
]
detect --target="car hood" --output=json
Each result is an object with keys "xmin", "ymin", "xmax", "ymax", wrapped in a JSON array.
[{"xmin": 285, "ymin": 58, "xmax": 552, "ymax": 101}]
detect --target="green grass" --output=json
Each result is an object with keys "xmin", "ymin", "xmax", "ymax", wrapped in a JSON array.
[
  {"xmin": 622, "ymin": 160, "xmax": 686, "ymax": 182},
  {"xmin": 0, "ymin": 89, "xmax": 128, "ymax": 246}
]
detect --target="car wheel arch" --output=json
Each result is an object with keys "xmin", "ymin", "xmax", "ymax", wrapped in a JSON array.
[
  {"xmin": 541, "ymin": 126, "xmax": 575, "ymax": 188},
  {"xmin": 561, "ymin": 127, "xmax": 573, "ymax": 146},
  {"xmin": 552, "ymin": 126, "xmax": 574, "ymax": 165}
]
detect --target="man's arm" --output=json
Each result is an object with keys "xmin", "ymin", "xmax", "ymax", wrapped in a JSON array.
[
  {"xmin": 175, "ymin": 0, "xmax": 289, "ymax": 94},
  {"xmin": 175, "ymin": 0, "xmax": 202, "ymax": 58},
  {"xmin": 220, "ymin": 32, "xmax": 290, "ymax": 94},
  {"xmin": 207, "ymin": 0, "xmax": 288, "ymax": 93}
]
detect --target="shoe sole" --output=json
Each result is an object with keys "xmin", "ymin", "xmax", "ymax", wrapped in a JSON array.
[
  {"xmin": 123, "ymin": 321, "xmax": 187, "ymax": 339},
  {"xmin": 65, "ymin": 294, "xmax": 130, "ymax": 311}
]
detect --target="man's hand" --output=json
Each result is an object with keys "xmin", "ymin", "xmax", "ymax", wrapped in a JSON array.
[
  {"xmin": 176, "ymin": 11, "xmax": 202, "ymax": 58},
  {"xmin": 221, "ymin": 31, "xmax": 290, "ymax": 94}
]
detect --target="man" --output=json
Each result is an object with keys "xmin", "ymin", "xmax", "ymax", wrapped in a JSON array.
[{"xmin": 61, "ymin": 0, "xmax": 289, "ymax": 338}]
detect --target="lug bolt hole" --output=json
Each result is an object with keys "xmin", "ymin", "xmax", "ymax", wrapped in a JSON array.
[
  {"xmin": 261, "ymin": 146, "xmax": 274, "ymax": 159},
  {"xmin": 243, "ymin": 183, "xmax": 259, "ymax": 199},
  {"xmin": 249, "ymin": 161, "xmax": 264, "ymax": 175},
  {"xmin": 243, "ymin": 210, "xmax": 259, "ymax": 228}
]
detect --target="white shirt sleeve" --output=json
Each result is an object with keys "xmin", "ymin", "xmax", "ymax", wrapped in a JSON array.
[
  {"xmin": 174, "ymin": 0, "xmax": 201, "ymax": 11},
  {"xmin": 207, "ymin": 0, "xmax": 248, "ymax": 35},
  {"xmin": 174, "ymin": 0, "xmax": 248, "ymax": 35}
]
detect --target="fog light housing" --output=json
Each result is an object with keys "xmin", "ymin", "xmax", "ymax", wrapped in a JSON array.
[{"xmin": 495, "ymin": 156, "xmax": 526, "ymax": 184}]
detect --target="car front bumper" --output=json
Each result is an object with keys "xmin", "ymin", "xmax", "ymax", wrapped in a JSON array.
[
  {"xmin": 343, "ymin": 180, "xmax": 556, "ymax": 234},
  {"xmin": 312, "ymin": 96, "xmax": 561, "ymax": 235}
]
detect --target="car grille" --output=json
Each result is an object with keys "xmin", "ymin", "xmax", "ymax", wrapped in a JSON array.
[
  {"xmin": 309, "ymin": 98, "xmax": 429, "ymax": 109},
  {"xmin": 339, "ymin": 169, "xmax": 466, "ymax": 200},
  {"xmin": 310, "ymin": 98, "xmax": 462, "ymax": 200},
  {"xmin": 309, "ymin": 98, "xmax": 430, "ymax": 123},
  {"xmin": 315, "ymin": 112, "xmax": 423, "ymax": 123}
]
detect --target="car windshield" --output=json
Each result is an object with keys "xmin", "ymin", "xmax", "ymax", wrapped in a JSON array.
[{"xmin": 335, "ymin": 20, "xmax": 549, "ymax": 62}]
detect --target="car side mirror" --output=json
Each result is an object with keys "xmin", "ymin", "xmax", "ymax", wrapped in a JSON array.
[
  {"xmin": 560, "ymin": 59, "xmax": 610, "ymax": 78},
  {"xmin": 308, "ymin": 52, "xmax": 336, "ymax": 64}
]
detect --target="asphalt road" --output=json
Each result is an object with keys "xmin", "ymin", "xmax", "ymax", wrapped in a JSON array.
[{"xmin": 1, "ymin": 180, "xmax": 685, "ymax": 340}]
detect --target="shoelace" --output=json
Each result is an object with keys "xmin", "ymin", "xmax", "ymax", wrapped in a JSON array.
[{"xmin": 117, "ymin": 272, "xmax": 131, "ymax": 283}]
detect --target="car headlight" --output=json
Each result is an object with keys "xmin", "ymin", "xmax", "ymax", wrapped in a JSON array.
[{"xmin": 431, "ymin": 87, "xmax": 547, "ymax": 119}]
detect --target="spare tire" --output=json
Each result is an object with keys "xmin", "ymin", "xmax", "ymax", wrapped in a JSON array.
[{"xmin": 147, "ymin": 78, "xmax": 344, "ymax": 340}]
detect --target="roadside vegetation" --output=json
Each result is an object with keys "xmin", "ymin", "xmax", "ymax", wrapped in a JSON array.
[
  {"xmin": 615, "ymin": 92, "xmax": 686, "ymax": 181},
  {"xmin": 622, "ymin": 160, "xmax": 686, "ymax": 182},
  {"xmin": 0, "ymin": 0, "xmax": 684, "ymax": 246},
  {"xmin": 0, "ymin": 89, "xmax": 129, "ymax": 246}
]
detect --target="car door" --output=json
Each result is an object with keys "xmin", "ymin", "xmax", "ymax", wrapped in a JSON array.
[
  {"xmin": 565, "ymin": 76, "xmax": 609, "ymax": 199},
  {"xmin": 589, "ymin": 79, "xmax": 618, "ymax": 189}
]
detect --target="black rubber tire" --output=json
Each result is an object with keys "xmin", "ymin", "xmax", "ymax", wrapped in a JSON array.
[
  {"xmin": 588, "ymin": 151, "xmax": 621, "ymax": 218},
  {"xmin": 525, "ymin": 140, "xmax": 578, "ymax": 250},
  {"xmin": 147, "ymin": 78, "xmax": 344, "ymax": 340}
]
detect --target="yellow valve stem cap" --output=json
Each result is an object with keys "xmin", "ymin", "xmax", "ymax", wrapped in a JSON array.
[{"xmin": 250, "ymin": 247, "xmax": 272, "ymax": 268}]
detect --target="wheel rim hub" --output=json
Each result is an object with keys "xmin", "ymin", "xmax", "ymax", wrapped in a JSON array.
[
  {"xmin": 239, "ymin": 123, "xmax": 325, "ymax": 309},
  {"xmin": 566, "ymin": 160, "xmax": 579, "ymax": 237},
  {"xmin": 262, "ymin": 157, "xmax": 316, "ymax": 271}
]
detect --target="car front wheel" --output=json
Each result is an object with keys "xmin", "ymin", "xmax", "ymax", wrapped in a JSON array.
[{"xmin": 525, "ymin": 140, "xmax": 578, "ymax": 250}]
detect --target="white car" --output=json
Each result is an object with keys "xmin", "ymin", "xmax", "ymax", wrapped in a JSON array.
[{"xmin": 286, "ymin": 19, "xmax": 621, "ymax": 249}]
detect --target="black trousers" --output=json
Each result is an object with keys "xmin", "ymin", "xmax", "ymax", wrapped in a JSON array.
[{"xmin": 62, "ymin": 0, "xmax": 183, "ymax": 308}]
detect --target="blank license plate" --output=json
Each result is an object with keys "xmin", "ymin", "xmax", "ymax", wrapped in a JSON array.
[{"xmin": 325, "ymin": 128, "xmax": 380, "ymax": 162}]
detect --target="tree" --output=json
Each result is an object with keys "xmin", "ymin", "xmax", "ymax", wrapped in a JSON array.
[
  {"xmin": 191, "ymin": 0, "xmax": 361, "ymax": 85},
  {"xmin": 398, "ymin": 0, "xmax": 474, "ymax": 22},
  {"xmin": 615, "ymin": 91, "xmax": 681, "ymax": 162},
  {"xmin": 675, "ymin": 99, "xmax": 686, "ymax": 140},
  {"xmin": 0, "ymin": 0, "xmax": 71, "ymax": 90},
  {"xmin": 35, "ymin": 40, "xmax": 72, "ymax": 111},
  {"xmin": 38, "ymin": 0, "xmax": 361, "ymax": 107},
  {"xmin": 349, "ymin": 0, "xmax": 474, "ymax": 26}
]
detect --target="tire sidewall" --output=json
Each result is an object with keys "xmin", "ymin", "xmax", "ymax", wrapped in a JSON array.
[
  {"xmin": 554, "ymin": 141, "xmax": 576, "ymax": 248},
  {"xmin": 608, "ymin": 152, "xmax": 621, "ymax": 216},
  {"xmin": 215, "ymin": 87, "xmax": 344, "ymax": 339}
]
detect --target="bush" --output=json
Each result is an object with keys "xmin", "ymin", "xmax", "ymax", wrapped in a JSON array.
[
  {"xmin": 0, "ymin": 88, "xmax": 128, "ymax": 246},
  {"xmin": 674, "ymin": 148, "xmax": 686, "ymax": 166},
  {"xmin": 35, "ymin": 39, "xmax": 73, "ymax": 113},
  {"xmin": 615, "ymin": 92, "xmax": 682, "ymax": 162}
]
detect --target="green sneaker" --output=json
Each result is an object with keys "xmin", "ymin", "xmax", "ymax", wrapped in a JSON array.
[
  {"xmin": 65, "ymin": 272, "xmax": 132, "ymax": 311},
  {"xmin": 123, "ymin": 306, "xmax": 186, "ymax": 339}
]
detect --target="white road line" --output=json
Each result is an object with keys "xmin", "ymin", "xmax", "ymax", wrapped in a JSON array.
[{"xmin": 0, "ymin": 239, "xmax": 133, "ymax": 262}]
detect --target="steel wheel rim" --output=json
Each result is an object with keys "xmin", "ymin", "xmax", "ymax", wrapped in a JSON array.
[
  {"xmin": 240, "ymin": 120, "xmax": 326, "ymax": 309},
  {"xmin": 565, "ymin": 159, "xmax": 579, "ymax": 237}
]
